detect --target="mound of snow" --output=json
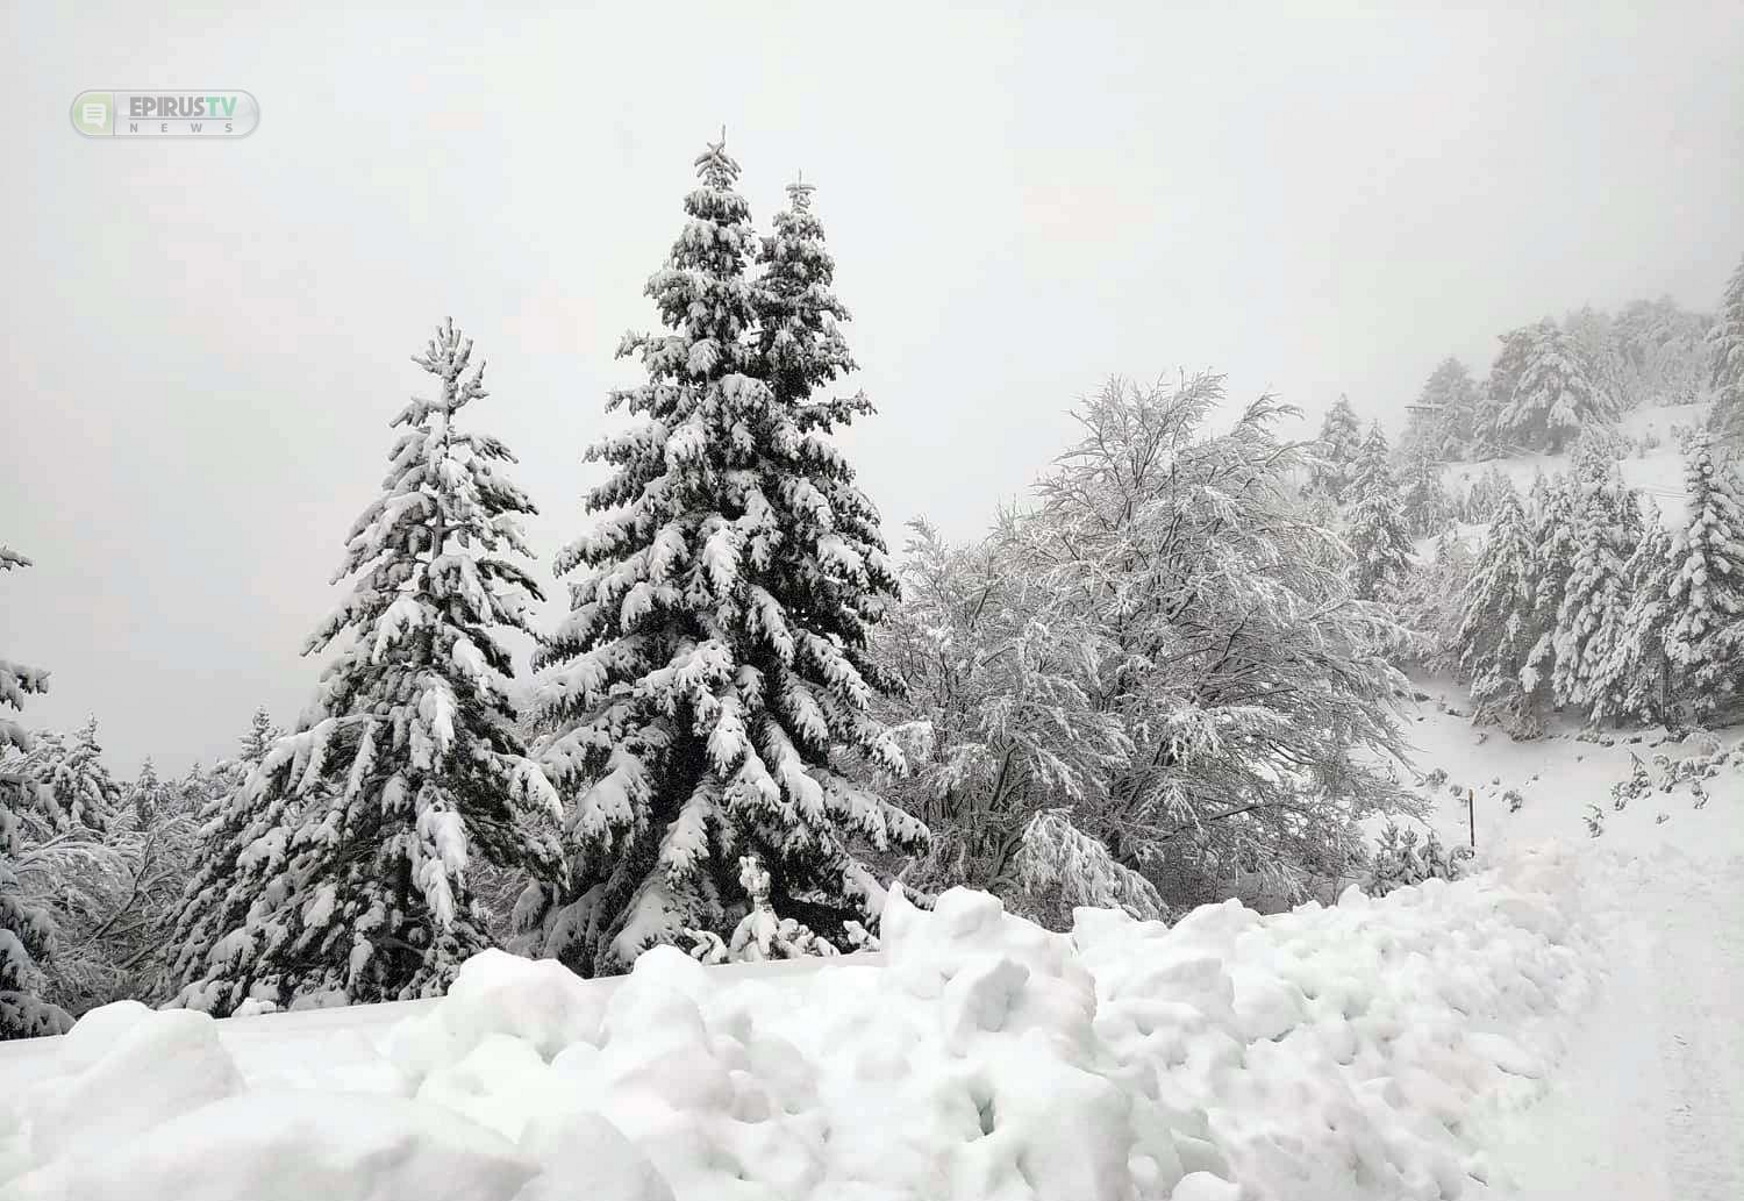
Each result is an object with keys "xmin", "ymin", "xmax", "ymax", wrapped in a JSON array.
[{"xmin": 1, "ymin": 864, "xmax": 1595, "ymax": 1201}]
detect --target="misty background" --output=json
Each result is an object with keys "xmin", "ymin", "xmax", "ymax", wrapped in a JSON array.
[{"xmin": 2, "ymin": 1, "xmax": 1741, "ymax": 776}]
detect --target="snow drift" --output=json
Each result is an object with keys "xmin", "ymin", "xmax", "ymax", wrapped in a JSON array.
[{"xmin": 0, "ymin": 858, "xmax": 1592, "ymax": 1201}]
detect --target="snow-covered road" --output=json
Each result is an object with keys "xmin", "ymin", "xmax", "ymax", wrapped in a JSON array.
[
  {"xmin": 1471, "ymin": 842, "xmax": 1744, "ymax": 1201},
  {"xmin": 1406, "ymin": 689, "xmax": 1744, "ymax": 1201}
]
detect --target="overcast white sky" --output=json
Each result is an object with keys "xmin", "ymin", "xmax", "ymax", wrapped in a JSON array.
[{"xmin": 3, "ymin": 1, "xmax": 1741, "ymax": 776}]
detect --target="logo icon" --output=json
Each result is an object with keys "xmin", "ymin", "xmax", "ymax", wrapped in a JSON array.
[
  {"xmin": 70, "ymin": 90, "xmax": 259, "ymax": 138},
  {"xmin": 72, "ymin": 92, "xmax": 112, "ymax": 136}
]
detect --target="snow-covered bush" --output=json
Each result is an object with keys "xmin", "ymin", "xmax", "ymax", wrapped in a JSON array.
[
  {"xmin": 1361, "ymin": 822, "xmax": 1467, "ymax": 898},
  {"xmin": 680, "ymin": 855, "xmax": 844, "ymax": 965}
]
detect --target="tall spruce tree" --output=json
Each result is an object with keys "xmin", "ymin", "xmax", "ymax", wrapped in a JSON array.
[
  {"xmin": 167, "ymin": 707, "xmax": 288, "ymax": 1001},
  {"xmin": 1, "ymin": 546, "xmax": 74, "ymax": 1038},
  {"xmin": 1664, "ymin": 434, "xmax": 1744, "ymax": 716},
  {"xmin": 1312, "ymin": 395, "xmax": 1364, "ymax": 502},
  {"xmin": 1398, "ymin": 440, "xmax": 1454, "ymax": 538},
  {"xmin": 1493, "ymin": 320, "xmax": 1608, "ymax": 454},
  {"xmin": 526, "ymin": 141, "xmax": 924, "ymax": 977},
  {"xmin": 1347, "ymin": 423, "xmax": 1414, "ymax": 601},
  {"xmin": 1456, "ymin": 490, "xmax": 1543, "ymax": 732},
  {"xmin": 1710, "ymin": 253, "xmax": 1744, "ymax": 443},
  {"xmin": 1590, "ymin": 507, "xmax": 1678, "ymax": 726},
  {"xmin": 1406, "ymin": 357, "xmax": 1480, "ymax": 460},
  {"xmin": 1521, "ymin": 470, "xmax": 1579, "ymax": 709},
  {"xmin": 170, "ymin": 320, "xmax": 562, "ymax": 1015},
  {"xmin": 1551, "ymin": 448, "xmax": 1644, "ymax": 712},
  {"xmin": 1477, "ymin": 324, "xmax": 1539, "ymax": 456}
]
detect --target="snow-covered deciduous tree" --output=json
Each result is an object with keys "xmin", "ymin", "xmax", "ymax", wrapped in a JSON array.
[
  {"xmin": 14, "ymin": 745, "xmax": 200, "ymax": 1014},
  {"xmin": 1710, "ymin": 255, "xmax": 1744, "ymax": 444},
  {"xmin": 1346, "ymin": 424, "xmax": 1415, "ymax": 602},
  {"xmin": 1590, "ymin": 506, "xmax": 1678, "ymax": 726},
  {"xmin": 1613, "ymin": 296, "xmax": 1713, "ymax": 410},
  {"xmin": 525, "ymin": 141, "xmax": 924, "ymax": 977},
  {"xmin": 170, "ymin": 320, "xmax": 562, "ymax": 1015},
  {"xmin": 1011, "ymin": 807, "xmax": 1168, "ymax": 929},
  {"xmin": 2, "ymin": 546, "xmax": 80, "ymax": 1039},
  {"xmin": 1491, "ymin": 320, "xmax": 1609, "ymax": 454},
  {"xmin": 868, "ymin": 519, "xmax": 1127, "ymax": 909},
  {"xmin": 1456, "ymin": 489, "xmax": 1543, "ymax": 735},
  {"xmin": 1663, "ymin": 434, "xmax": 1744, "ymax": 716},
  {"xmin": 1551, "ymin": 447, "xmax": 1644, "ymax": 711},
  {"xmin": 1395, "ymin": 530, "xmax": 1476, "ymax": 673},
  {"xmin": 1310, "ymin": 394, "xmax": 1364, "ymax": 502},
  {"xmin": 1016, "ymin": 375, "xmax": 1415, "ymax": 904}
]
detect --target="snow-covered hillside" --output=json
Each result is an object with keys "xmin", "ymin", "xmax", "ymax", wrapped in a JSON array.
[
  {"xmin": 3, "ymin": 695, "xmax": 1739, "ymax": 1201},
  {"xmin": 1442, "ymin": 401, "xmax": 1710, "ymax": 523}
]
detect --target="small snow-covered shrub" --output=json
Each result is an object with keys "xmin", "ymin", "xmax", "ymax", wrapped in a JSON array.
[
  {"xmin": 1362, "ymin": 824, "xmax": 1467, "ymax": 898},
  {"xmin": 681, "ymin": 856, "xmax": 844, "ymax": 965}
]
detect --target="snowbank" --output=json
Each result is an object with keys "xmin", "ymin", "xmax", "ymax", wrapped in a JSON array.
[{"xmin": 0, "ymin": 866, "xmax": 1593, "ymax": 1201}]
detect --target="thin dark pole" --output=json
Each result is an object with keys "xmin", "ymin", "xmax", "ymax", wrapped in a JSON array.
[{"xmin": 1468, "ymin": 788, "xmax": 1476, "ymax": 850}]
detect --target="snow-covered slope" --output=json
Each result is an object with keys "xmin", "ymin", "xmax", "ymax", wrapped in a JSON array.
[{"xmin": 1442, "ymin": 401, "xmax": 1709, "ymax": 520}]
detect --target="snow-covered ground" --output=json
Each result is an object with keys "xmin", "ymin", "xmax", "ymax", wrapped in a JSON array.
[
  {"xmin": 1400, "ymin": 682, "xmax": 1744, "ymax": 1201},
  {"xmin": 1, "ymin": 691, "xmax": 1739, "ymax": 1201},
  {"xmin": 1442, "ymin": 401, "xmax": 1708, "ymax": 519}
]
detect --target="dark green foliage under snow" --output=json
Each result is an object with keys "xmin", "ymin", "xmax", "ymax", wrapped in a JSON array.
[
  {"xmin": 522, "ymin": 141, "xmax": 925, "ymax": 977},
  {"xmin": 169, "ymin": 321, "xmax": 563, "ymax": 1015}
]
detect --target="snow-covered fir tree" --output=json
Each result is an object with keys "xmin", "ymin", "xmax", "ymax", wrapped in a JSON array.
[
  {"xmin": 129, "ymin": 756, "xmax": 167, "ymax": 824},
  {"xmin": 1521, "ymin": 470, "xmax": 1581, "ymax": 711},
  {"xmin": 1458, "ymin": 465, "xmax": 1517, "ymax": 524},
  {"xmin": 1710, "ymin": 254, "xmax": 1744, "ymax": 444},
  {"xmin": 1476, "ymin": 324, "xmax": 1539, "ymax": 457},
  {"xmin": 1405, "ymin": 357, "xmax": 1480, "ymax": 460},
  {"xmin": 166, "ymin": 709, "xmax": 289, "ymax": 1002},
  {"xmin": 1311, "ymin": 394, "xmax": 1364, "ymax": 502},
  {"xmin": 238, "ymin": 706, "xmax": 279, "ymax": 767},
  {"xmin": 1551, "ymin": 446, "xmax": 1644, "ymax": 712},
  {"xmin": 170, "ymin": 320, "xmax": 562, "ymax": 1015},
  {"xmin": 525, "ymin": 142, "xmax": 925, "ymax": 977},
  {"xmin": 1563, "ymin": 306, "xmax": 1630, "ymax": 417},
  {"xmin": 1663, "ymin": 434, "xmax": 1744, "ymax": 716},
  {"xmin": 1398, "ymin": 439, "xmax": 1455, "ymax": 538},
  {"xmin": 1491, "ymin": 320, "xmax": 1609, "ymax": 454},
  {"xmin": 1346, "ymin": 423, "xmax": 1415, "ymax": 601},
  {"xmin": 24, "ymin": 718, "xmax": 121, "ymax": 832},
  {"xmin": 1589, "ymin": 506, "xmax": 1678, "ymax": 726},
  {"xmin": 1456, "ymin": 489, "xmax": 1543, "ymax": 733},
  {"xmin": 1, "ymin": 546, "xmax": 75, "ymax": 1038}
]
